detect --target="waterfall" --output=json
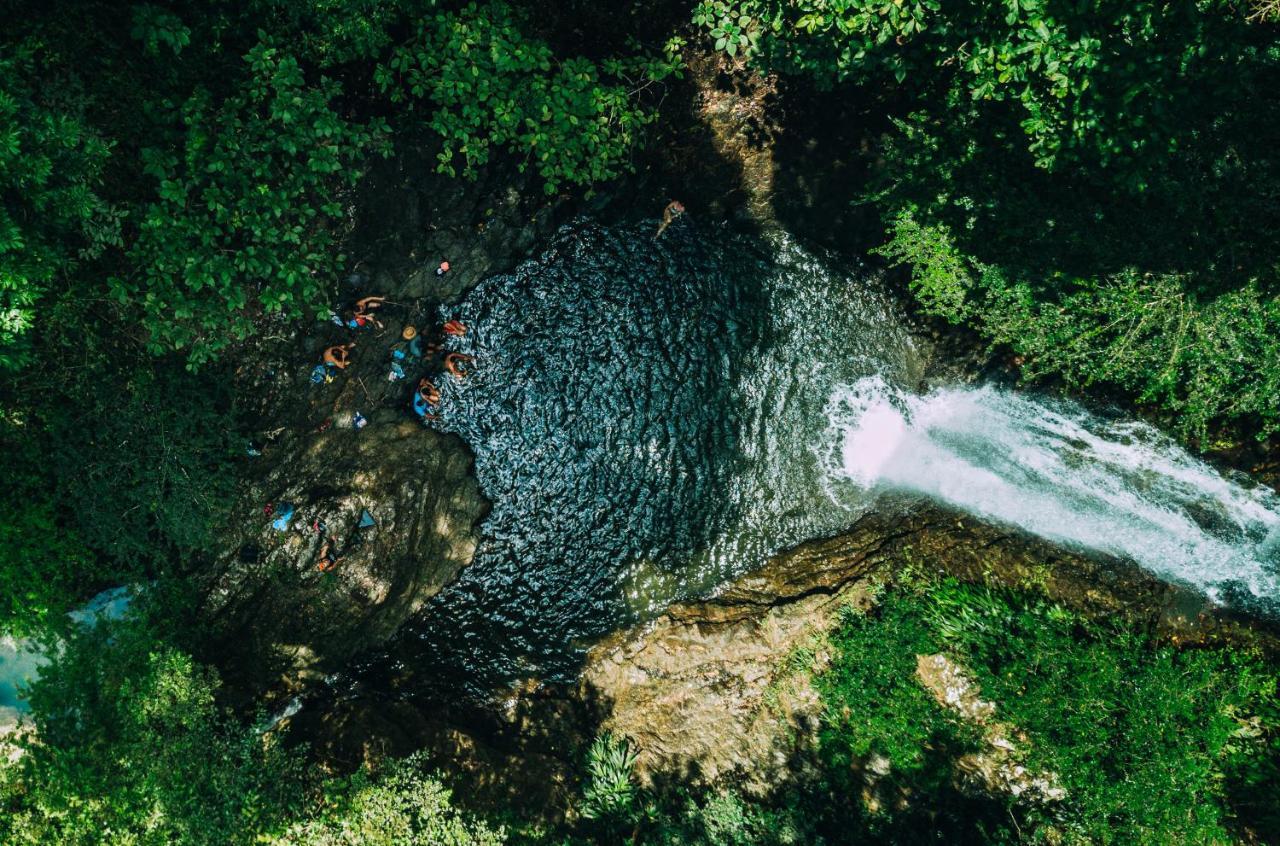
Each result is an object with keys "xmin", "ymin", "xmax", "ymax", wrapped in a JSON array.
[{"xmin": 822, "ymin": 376, "xmax": 1280, "ymax": 607}]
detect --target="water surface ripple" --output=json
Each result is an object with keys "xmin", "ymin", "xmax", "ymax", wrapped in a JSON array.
[{"xmin": 388, "ymin": 220, "xmax": 920, "ymax": 690}]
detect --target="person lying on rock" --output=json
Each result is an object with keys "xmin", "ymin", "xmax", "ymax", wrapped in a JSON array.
[
  {"xmin": 347, "ymin": 295, "xmax": 387, "ymax": 330},
  {"xmin": 323, "ymin": 342, "xmax": 354, "ymax": 369},
  {"xmin": 316, "ymin": 536, "xmax": 343, "ymax": 572},
  {"xmin": 444, "ymin": 352, "xmax": 474, "ymax": 380},
  {"xmin": 443, "ymin": 319, "xmax": 467, "ymax": 337}
]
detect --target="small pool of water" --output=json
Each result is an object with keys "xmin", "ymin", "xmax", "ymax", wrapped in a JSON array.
[
  {"xmin": 0, "ymin": 587, "xmax": 132, "ymax": 727},
  {"xmin": 378, "ymin": 219, "xmax": 923, "ymax": 692}
]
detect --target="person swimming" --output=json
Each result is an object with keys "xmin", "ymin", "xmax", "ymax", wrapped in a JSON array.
[{"xmin": 655, "ymin": 199, "xmax": 685, "ymax": 239}]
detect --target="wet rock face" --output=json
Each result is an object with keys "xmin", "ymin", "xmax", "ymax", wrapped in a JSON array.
[
  {"xmin": 578, "ymin": 530, "xmax": 881, "ymax": 794},
  {"xmin": 200, "ymin": 136, "xmax": 571, "ymax": 701},
  {"xmin": 200, "ymin": 424, "xmax": 486, "ymax": 697}
]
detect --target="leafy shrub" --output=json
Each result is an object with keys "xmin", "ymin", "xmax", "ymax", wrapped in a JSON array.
[
  {"xmin": 695, "ymin": 0, "xmax": 1250, "ymax": 172},
  {"xmin": 980, "ymin": 272, "xmax": 1280, "ymax": 440},
  {"xmin": 874, "ymin": 211, "xmax": 973, "ymax": 322},
  {"xmin": 0, "ymin": 611, "xmax": 307, "ymax": 845},
  {"xmin": 580, "ymin": 732, "xmax": 638, "ymax": 823},
  {"xmin": 812, "ymin": 579, "xmax": 1280, "ymax": 844},
  {"xmin": 645, "ymin": 790, "xmax": 815, "ymax": 846},
  {"xmin": 931, "ymin": 581, "xmax": 1280, "ymax": 844},
  {"xmin": 45, "ymin": 360, "xmax": 240, "ymax": 569},
  {"xmin": 376, "ymin": 1, "xmax": 680, "ymax": 194},
  {"xmin": 118, "ymin": 41, "xmax": 389, "ymax": 365},
  {"xmin": 0, "ymin": 600, "xmax": 511, "ymax": 846},
  {"xmin": 815, "ymin": 597, "xmax": 994, "ymax": 842},
  {"xmin": 0, "ymin": 43, "xmax": 115, "ymax": 370},
  {"xmin": 0, "ymin": 424, "xmax": 94, "ymax": 633},
  {"xmin": 267, "ymin": 753, "xmax": 505, "ymax": 846},
  {"xmin": 877, "ymin": 209, "xmax": 1280, "ymax": 438},
  {"xmin": 130, "ymin": 5, "xmax": 192, "ymax": 57}
]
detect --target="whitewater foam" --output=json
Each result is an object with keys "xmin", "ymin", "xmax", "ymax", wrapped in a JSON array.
[{"xmin": 823, "ymin": 377, "xmax": 1280, "ymax": 606}]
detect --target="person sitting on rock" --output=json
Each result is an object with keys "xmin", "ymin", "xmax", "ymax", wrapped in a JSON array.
[
  {"xmin": 316, "ymin": 536, "xmax": 343, "ymax": 572},
  {"xmin": 323, "ymin": 342, "xmax": 354, "ymax": 369},
  {"xmin": 443, "ymin": 319, "xmax": 467, "ymax": 337},
  {"xmin": 655, "ymin": 199, "xmax": 685, "ymax": 239},
  {"xmin": 411, "ymin": 377, "xmax": 440, "ymax": 422},
  {"xmin": 444, "ymin": 352, "xmax": 474, "ymax": 380}
]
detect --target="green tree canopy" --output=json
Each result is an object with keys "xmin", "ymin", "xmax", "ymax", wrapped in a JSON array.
[{"xmin": 0, "ymin": 42, "xmax": 114, "ymax": 369}]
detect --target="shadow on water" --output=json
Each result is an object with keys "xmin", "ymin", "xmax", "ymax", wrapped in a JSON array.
[{"xmin": 365, "ymin": 218, "xmax": 922, "ymax": 696}]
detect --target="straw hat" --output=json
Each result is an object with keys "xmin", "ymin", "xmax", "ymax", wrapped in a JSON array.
[{"xmin": 401, "ymin": 325, "xmax": 417, "ymax": 340}]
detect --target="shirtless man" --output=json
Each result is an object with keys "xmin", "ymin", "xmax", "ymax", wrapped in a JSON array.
[
  {"xmin": 348, "ymin": 295, "xmax": 387, "ymax": 329},
  {"xmin": 444, "ymin": 352, "xmax": 474, "ymax": 380},
  {"xmin": 655, "ymin": 199, "xmax": 685, "ymax": 239},
  {"xmin": 323, "ymin": 342, "xmax": 354, "ymax": 369},
  {"xmin": 412, "ymin": 377, "xmax": 441, "ymax": 422}
]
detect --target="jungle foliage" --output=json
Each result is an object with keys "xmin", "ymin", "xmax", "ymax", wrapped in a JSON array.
[
  {"xmin": 510, "ymin": 579, "xmax": 1280, "ymax": 845},
  {"xmin": 2, "ymin": 1, "xmax": 1279, "ymax": 844},
  {"xmin": 0, "ymin": 605, "xmax": 505, "ymax": 846},
  {"xmin": 698, "ymin": 0, "xmax": 1280, "ymax": 440},
  {"xmin": 813, "ymin": 581, "xmax": 1280, "ymax": 844},
  {"xmin": 376, "ymin": 1, "xmax": 681, "ymax": 193},
  {"xmin": 0, "ymin": 0, "xmax": 677, "ymax": 630}
]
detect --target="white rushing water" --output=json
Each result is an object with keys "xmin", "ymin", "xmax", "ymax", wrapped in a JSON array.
[{"xmin": 821, "ymin": 376, "xmax": 1280, "ymax": 606}]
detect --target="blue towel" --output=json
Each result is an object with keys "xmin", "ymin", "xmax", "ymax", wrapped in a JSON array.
[{"xmin": 271, "ymin": 502, "xmax": 294, "ymax": 531}]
